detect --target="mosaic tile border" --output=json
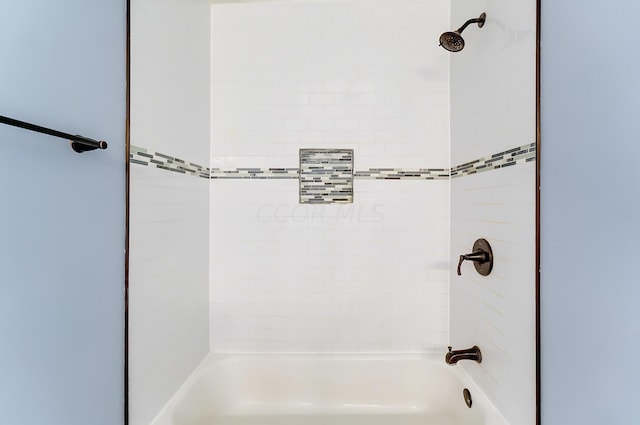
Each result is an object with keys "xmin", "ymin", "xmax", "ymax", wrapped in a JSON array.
[
  {"xmin": 130, "ymin": 146, "xmax": 211, "ymax": 178},
  {"xmin": 209, "ymin": 168, "xmax": 299, "ymax": 179},
  {"xmin": 450, "ymin": 142, "xmax": 536, "ymax": 178},
  {"xmin": 355, "ymin": 168, "xmax": 449, "ymax": 180},
  {"xmin": 299, "ymin": 149, "xmax": 353, "ymax": 204},
  {"xmin": 130, "ymin": 143, "xmax": 536, "ymax": 181}
]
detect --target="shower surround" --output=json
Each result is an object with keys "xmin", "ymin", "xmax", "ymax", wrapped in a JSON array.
[{"xmin": 129, "ymin": 0, "xmax": 537, "ymax": 424}]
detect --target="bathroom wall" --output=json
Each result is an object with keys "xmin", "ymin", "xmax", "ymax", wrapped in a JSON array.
[
  {"xmin": 449, "ymin": 1, "xmax": 537, "ymax": 425},
  {"xmin": 129, "ymin": 0, "xmax": 210, "ymax": 424},
  {"xmin": 0, "ymin": 1, "xmax": 125, "ymax": 424},
  {"xmin": 209, "ymin": 0, "xmax": 451, "ymax": 352},
  {"xmin": 541, "ymin": 1, "xmax": 640, "ymax": 423}
]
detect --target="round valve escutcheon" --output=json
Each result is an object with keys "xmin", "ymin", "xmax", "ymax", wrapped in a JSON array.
[{"xmin": 457, "ymin": 238, "xmax": 493, "ymax": 276}]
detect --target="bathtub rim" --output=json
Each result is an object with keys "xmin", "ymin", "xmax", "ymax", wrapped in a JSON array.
[{"xmin": 148, "ymin": 351, "xmax": 511, "ymax": 425}]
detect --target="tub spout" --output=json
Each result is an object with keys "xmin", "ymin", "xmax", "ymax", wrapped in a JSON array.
[{"xmin": 445, "ymin": 346, "xmax": 482, "ymax": 365}]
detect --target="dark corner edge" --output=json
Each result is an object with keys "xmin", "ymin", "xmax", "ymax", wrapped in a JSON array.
[
  {"xmin": 535, "ymin": 0, "xmax": 542, "ymax": 424},
  {"xmin": 124, "ymin": 0, "xmax": 131, "ymax": 423}
]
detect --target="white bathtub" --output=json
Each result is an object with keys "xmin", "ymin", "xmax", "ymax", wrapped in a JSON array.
[{"xmin": 151, "ymin": 353, "xmax": 509, "ymax": 425}]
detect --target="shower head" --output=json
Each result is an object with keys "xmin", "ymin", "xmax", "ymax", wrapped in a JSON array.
[
  {"xmin": 439, "ymin": 32, "xmax": 466, "ymax": 52},
  {"xmin": 439, "ymin": 12, "xmax": 486, "ymax": 52}
]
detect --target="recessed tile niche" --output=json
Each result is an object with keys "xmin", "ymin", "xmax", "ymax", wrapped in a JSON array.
[{"xmin": 299, "ymin": 149, "xmax": 354, "ymax": 204}]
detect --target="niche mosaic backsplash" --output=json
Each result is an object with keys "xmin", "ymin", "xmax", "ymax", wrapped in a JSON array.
[
  {"xmin": 299, "ymin": 149, "xmax": 353, "ymax": 204},
  {"xmin": 130, "ymin": 142, "xmax": 537, "ymax": 202}
]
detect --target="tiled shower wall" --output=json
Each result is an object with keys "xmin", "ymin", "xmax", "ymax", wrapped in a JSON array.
[
  {"xmin": 450, "ymin": 1, "xmax": 537, "ymax": 425},
  {"xmin": 209, "ymin": 0, "xmax": 451, "ymax": 352},
  {"xmin": 129, "ymin": 0, "xmax": 538, "ymax": 422},
  {"xmin": 129, "ymin": 0, "xmax": 210, "ymax": 424}
]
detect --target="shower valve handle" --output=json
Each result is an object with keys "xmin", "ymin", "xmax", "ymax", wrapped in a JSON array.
[
  {"xmin": 457, "ymin": 238, "xmax": 494, "ymax": 277},
  {"xmin": 457, "ymin": 252, "xmax": 489, "ymax": 276}
]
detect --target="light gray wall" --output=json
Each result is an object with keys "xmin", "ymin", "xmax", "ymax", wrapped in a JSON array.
[
  {"xmin": 0, "ymin": 1, "xmax": 126, "ymax": 425},
  {"xmin": 541, "ymin": 1, "xmax": 640, "ymax": 423}
]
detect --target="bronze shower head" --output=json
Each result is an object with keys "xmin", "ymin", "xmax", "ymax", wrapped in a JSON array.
[{"xmin": 439, "ymin": 12, "xmax": 486, "ymax": 52}]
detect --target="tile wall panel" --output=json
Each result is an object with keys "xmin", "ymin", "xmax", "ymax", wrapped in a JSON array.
[
  {"xmin": 208, "ymin": 0, "xmax": 451, "ymax": 352},
  {"xmin": 450, "ymin": 0, "xmax": 537, "ymax": 424},
  {"xmin": 129, "ymin": 165, "xmax": 210, "ymax": 425},
  {"xmin": 129, "ymin": 0, "xmax": 211, "ymax": 422},
  {"xmin": 210, "ymin": 179, "xmax": 450, "ymax": 352},
  {"xmin": 450, "ymin": 1, "xmax": 537, "ymax": 166},
  {"xmin": 450, "ymin": 163, "xmax": 536, "ymax": 425},
  {"xmin": 210, "ymin": 0, "xmax": 450, "ymax": 171}
]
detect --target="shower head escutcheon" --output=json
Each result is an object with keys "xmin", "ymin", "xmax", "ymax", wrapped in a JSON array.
[{"xmin": 439, "ymin": 12, "xmax": 486, "ymax": 52}]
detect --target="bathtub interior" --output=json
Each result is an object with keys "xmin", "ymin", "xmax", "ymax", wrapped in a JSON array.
[{"xmin": 151, "ymin": 354, "xmax": 506, "ymax": 425}]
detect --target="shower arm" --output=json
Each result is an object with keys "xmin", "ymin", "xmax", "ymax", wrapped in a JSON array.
[{"xmin": 455, "ymin": 14, "xmax": 486, "ymax": 34}]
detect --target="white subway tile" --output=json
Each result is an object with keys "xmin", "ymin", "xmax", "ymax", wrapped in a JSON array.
[
  {"xmin": 349, "ymin": 79, "xmax": 375, "ymax": 93},
  {"xmin": 308, "ymin": 93, "xmax": 335, "ymax": 105},
  {"xmin": 323, "ymin": 80, "xmax": 349, "ymax": 92}
]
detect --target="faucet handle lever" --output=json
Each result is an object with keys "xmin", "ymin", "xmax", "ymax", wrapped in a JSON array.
[{"xmin": 457, "ymin": 251, "xmax": 486, "ymax": 276}]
